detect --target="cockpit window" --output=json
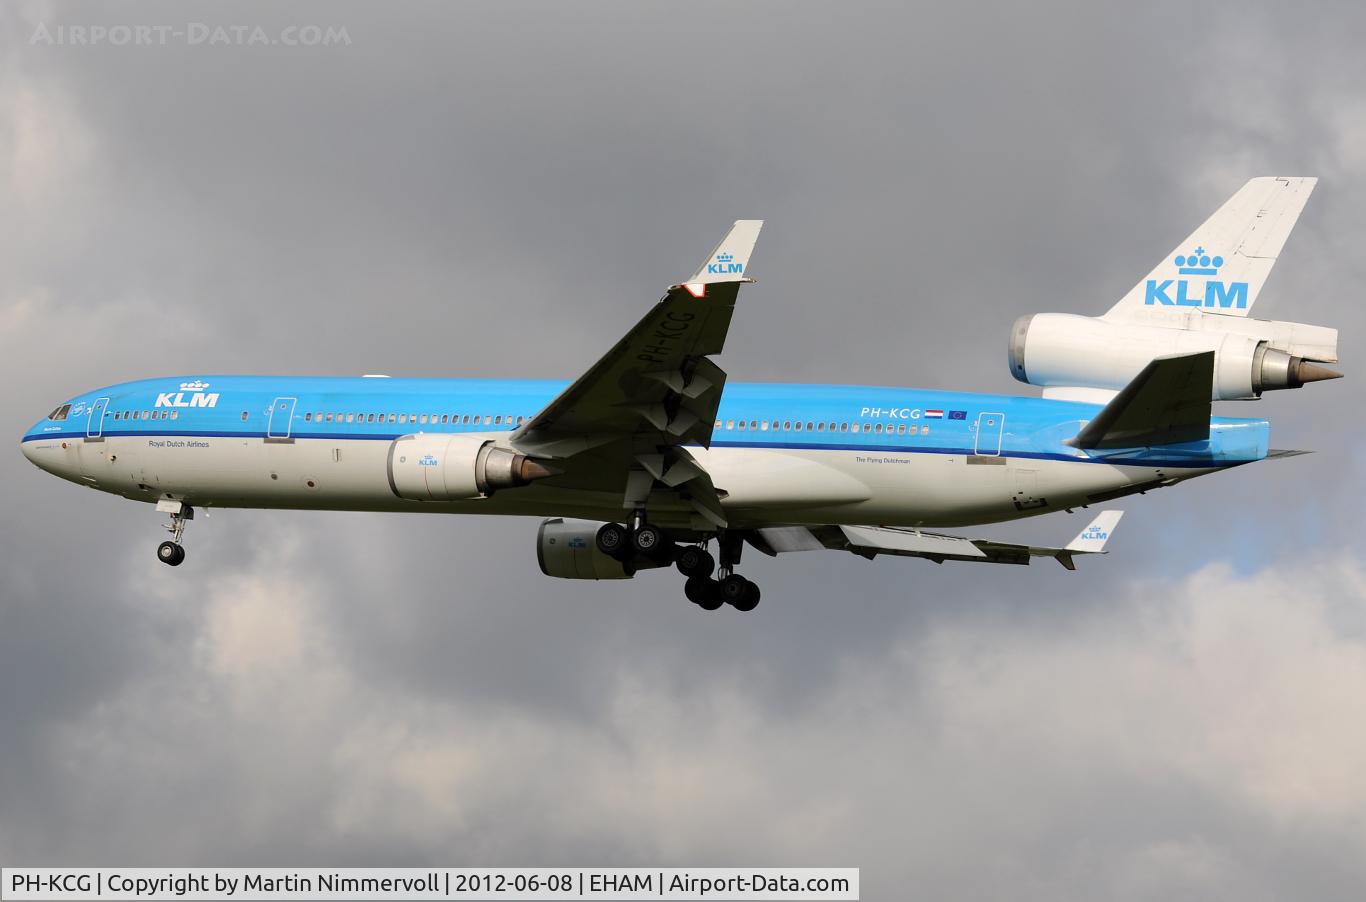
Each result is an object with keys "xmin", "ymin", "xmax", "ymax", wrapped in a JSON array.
[{"xmin": 47, "ymin": 404, "xmax": 71, "ymax": 421}]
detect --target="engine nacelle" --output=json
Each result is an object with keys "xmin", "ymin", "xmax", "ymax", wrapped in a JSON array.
[
  {"xmin": 537, "ymin": 518, "xmax": 671, "ymax": 580},
  {"xmin": 1008, "ymin": 312, "xmax": 1340, "ymax": 400},
  {"xmin": 388, "ymin": 433, "xmax": 556, "ymax": 501}
]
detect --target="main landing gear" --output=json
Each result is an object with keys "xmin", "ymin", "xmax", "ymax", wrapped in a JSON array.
[
  {"xmin": 596, "ymin": 518, "xmax": 761, "ymax": 612},
  {"xmin": 156, "ymin": 499, "xmax": 193, "ymax": 567}
]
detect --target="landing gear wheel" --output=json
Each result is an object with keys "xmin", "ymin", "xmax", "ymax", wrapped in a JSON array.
[
  {"xmin": 731, "ymin": 579, "xmax": 761, "ymax": 612},
  {"xmin": 596, "ymin": 522, "xmax": 629, "ymax": 559},
  {"xmin": 631, "ymin": 523, "xmax": 664, "ymax": 555},
  {"xmin": 719, "ymin": 574, "xmax": 759, "ymax": 610},
  {"xmin": 675, "ymin": 545, "xmax": 715, "ymax": 578},
  {"xmin": 157, "ymin": 541, "xmax": 185, "ymax": 567},
  {"xmin": 685, "ymin": 577, "xmax": 723, "ymax": 611}
]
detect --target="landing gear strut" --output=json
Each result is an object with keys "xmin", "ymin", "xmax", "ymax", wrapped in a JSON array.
[
  {"xmin": 156, "ymin": 500, "xmax": 192, "ymax": 567},
  {"xmin": 683, "ymin": 532, "xmax": 760, "ymax": 612},
  {"xmin": 598, "ymin": 517, "xmax": 762, "ymax": 612}
]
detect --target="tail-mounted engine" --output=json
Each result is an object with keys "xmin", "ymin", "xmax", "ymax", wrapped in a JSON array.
[
  {"xmin": 387, "ymin": 433, "xmax": 557, "ymax": 501},
  {"xmin": 1008, "ymin": 312, "xmax": 1341, "ymax": 401}
]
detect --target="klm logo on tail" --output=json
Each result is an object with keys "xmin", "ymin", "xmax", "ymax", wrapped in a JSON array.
[
  {"xmin": 1145, "ymin": 248, "xmax": 1248, "ymax": 310},
  {"xmin": 706, "ymin": 252, "xmax": 744, "ymax": 275}
]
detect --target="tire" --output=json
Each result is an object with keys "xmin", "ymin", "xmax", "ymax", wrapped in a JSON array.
[
  {"xmin": 157, "ymin": 541, "xmax": 185, "ymax": 567},
  {"xmin": 675, "ymin": 546, "xmax": 715, "ymax": 578},
  {"xmin": 731, "ymin": 579, "xmax": 761, "ymax": 612},
  {"xmin": 719, "ymin": 574, "xmax": 752, "ymax": 607},
  {"xmin": 631, "ymin": 523, "xmax": 664, "ymax": 555},
  {"xmin": 595, "ymin": 522, "xmax": 629, "ymax": 558},
  {"xmin": 685, "ymin": 577, "xmax": 723, "ymax": 611}
]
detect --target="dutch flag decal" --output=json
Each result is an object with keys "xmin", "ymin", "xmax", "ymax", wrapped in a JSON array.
[{"xmin": 924, "ymin": 409, "xmax": 944, "ymax": 419}]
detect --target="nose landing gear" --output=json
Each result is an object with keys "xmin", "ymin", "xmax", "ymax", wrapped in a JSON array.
[{"xmin": 155, "ymin": 499, "xmax": 193, "ymax": 567}]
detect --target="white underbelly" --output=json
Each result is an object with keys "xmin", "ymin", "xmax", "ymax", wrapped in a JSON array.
[{"xmin": 87, "ymin": 436, "xmax": 1192, "ymax": 530}]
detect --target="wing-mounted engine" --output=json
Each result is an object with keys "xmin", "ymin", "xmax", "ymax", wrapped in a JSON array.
[
  {"xmin": 1008, "ymin": 312, "xmax": 1341, "ymax": 401},
  {"xmin": 536, "ymin": 517, "xmax": 672, "ymax": 580},
  {"xmin": 387, "ymin": 433, "xmax": 558, "ymax": 501}
]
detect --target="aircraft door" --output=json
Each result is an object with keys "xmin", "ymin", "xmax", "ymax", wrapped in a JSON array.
[
  {"xmin": 267, "ymin": 397, "xmax": 297, "ymax": 442},
  {"xmin": 974, "ymin": 412, "xmax": 1004, "ymax": 456},
  {"xmin": 85, "ymin": 397, "xmax": 109, "ymax": 440}
]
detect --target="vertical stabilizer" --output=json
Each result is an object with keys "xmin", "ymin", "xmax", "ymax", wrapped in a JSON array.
[{"xmin": 1105, "ymin": 177, "xmax": 1315, "ymax": 320}]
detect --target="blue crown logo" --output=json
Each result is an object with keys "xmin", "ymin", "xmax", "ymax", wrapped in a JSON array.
[
  {"xmin": 716, "ymin": 252, "xmax": 734, "ymax": 263},
  {"xmin": 1174, "ymin": 247, "xmax": 1224, "ymax": 276}
]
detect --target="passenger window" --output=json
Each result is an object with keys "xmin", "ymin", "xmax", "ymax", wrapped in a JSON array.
[
  {"xmin": 494, "ymin": 415, "xmax": 502, "ymax": 425},
  {"xmin": 387, "ymin": 414, "xmax": 396, "ymax": 424},
  {"xmin": 783, "ymin": 421, "xmax": 792, "ymax": 431},
  {"xmin": 304, "ymin": 412, "xmax": 312, "ymax": 422},
  {"xmin": 345, "ymin": 413, "xmax": 354, "ymax": 423},
  {"xmin": 483, "ymin": 415, "xmax": 491, "ymax": 425},
  {"xmin": 806, "ymin": 422, "xmax": 814, "ymax": 431},
  {"xmin": 725, "ymin": 420, "xmax": 734, "ymax": 429},
  {"xmin": 398, "ymin": 414, "xmax": 407, "ymax": 424},
  {"xmin": 419, "ymin": 414, "xmax": 428, "ymax": 424},
  {"xmin": 170, "ymin": 411, "xmax": 178, "ymax": 420},
  {"xmin": 897, "ymin": 424, "xmax": 906, "ymax": 434},
  {"xmin": 440, "ymin": 415, "xmax": 448, "ymax": 424},
  {"xmin": 851, "ymin": 424, "xmax": 860, "ymax": 433},
  {"xmin": 461, "ymin": 415, "xmax": 470, "ymax": 425},
  {"xmin": 795, "ymin": 421, "xmax": 803, "ymax": 432},
  {"xmin": 876, "ymin": 424, "xmax": 885, "ymax": 433},
  {"xmin": 921, "ymin": 424, "xmax": 930, "ymax": 435},
  {"xmin": 840, "ymin": 422, "xmax": 848, "ymax": 432}
]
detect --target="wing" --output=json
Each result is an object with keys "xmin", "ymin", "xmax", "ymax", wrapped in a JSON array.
[
  {"xmin": 749, "ymin": 511, "xmax": 1124, "ymax": 571},
  {"xmin": 511, "ymin": 221, "xmax": 763, "ymax": 528}
]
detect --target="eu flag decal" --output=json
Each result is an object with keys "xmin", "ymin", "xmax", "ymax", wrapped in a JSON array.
[{"xmin": 948, "ymin": 410, "xmax": 967, "ymax": 420}]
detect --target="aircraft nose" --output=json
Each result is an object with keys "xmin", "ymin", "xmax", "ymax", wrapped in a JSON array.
[{"xmin": 19, "ymin": 431, "xmax": 68, "ymax": 476}]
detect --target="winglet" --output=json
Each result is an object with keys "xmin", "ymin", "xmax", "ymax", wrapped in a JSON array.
[
  {"xmin": 1064, "ymin": 510, "xmax": 1124, "ymax": 553},
  {"xmin": 686, "ymin": 220, "xmax": 763, "ymax": 288}
]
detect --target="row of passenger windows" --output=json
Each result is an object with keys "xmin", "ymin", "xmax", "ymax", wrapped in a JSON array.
[
  {"xmin": 716, "ymin": 419, "xmax": 933, "ymax": 436},
  {"xmin": 113, "ymin": 409, "xmax": 178, "ymax": 421},
  {"xmin": 297, "ymin": 411, "xmax": 527, "ymax": 427}
]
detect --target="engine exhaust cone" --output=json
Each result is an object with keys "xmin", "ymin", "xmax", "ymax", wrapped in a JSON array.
[{"xmin": 1291, "ymin": 360, "xmax": 1344, "ymax": 387}]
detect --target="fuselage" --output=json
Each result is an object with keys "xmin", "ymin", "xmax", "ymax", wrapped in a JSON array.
[{"xmin": 21, "ymin": 375, "xmax": 1269, "ymax": 529}]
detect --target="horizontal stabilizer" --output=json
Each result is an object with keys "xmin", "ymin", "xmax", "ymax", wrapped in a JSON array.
[
  {"xmin": 686, "ymin": 220, "xmax": 763, "ymax": 286},
  {"xmin": 1070, "ymin": 352, "xmax": 1213, "ymax": 449}
]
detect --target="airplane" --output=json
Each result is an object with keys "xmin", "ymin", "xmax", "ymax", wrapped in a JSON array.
[{"xmin": 21, "ymin": 177, "xmax": 1341, "ymax": 612}]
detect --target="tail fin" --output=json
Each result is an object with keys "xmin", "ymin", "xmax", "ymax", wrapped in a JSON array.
[{"xmin": 1105, "ymin": 177, "xmax": 1315, "ymax": 320}]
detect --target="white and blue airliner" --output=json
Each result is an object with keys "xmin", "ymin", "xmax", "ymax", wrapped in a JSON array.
[{"xmin": 22, "ymin": 178, "xmax": 1340, "ymax": 611}]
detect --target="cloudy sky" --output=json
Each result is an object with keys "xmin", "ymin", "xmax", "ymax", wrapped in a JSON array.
[{"xmin": 3, "ymin": 1, "xmax": 1365, "ymax": 898}]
